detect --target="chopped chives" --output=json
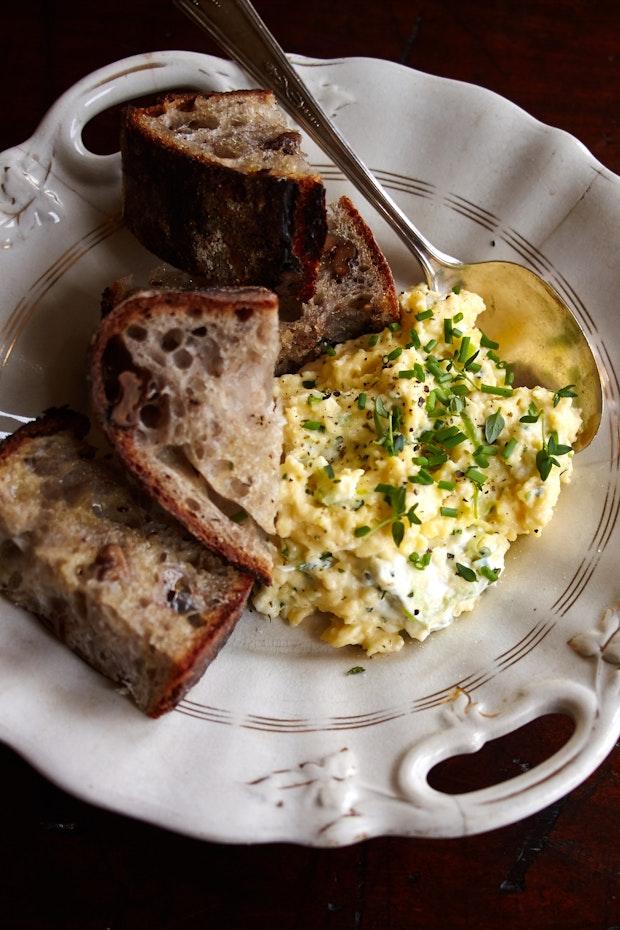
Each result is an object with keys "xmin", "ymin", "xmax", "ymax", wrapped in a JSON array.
[
  {"xmin": 465, "ymin": 467, "xmax": 487, "ymax": 486},
  {"xmin": 407, "ymin": 329, "xmax": 421, "ymax": 349},
  {"xmin": 398, "ymin": 370, "xmax": 417, "ymax": 380},
  {"xmin": 479, "ymin": 566, "xmax": 500, "ymax": 582},
  {"xmin": 414, "ymin": 363, "xmax": 425, "ymax": 381},
  {"xmin": 502, "ymin": 438, "xmax": 518, "ymax": 459},
  {"xmin": 388, "ymin": 321, "xmax": 401, "ymax": 332},
  {"xmin": 451, "ymin": 383, "xmax": 469, "ymax": 396},
  {"xmin": 412, "ymin": 456, "xmax": 429, "ymax": 466},
  {"xmin": 481, "ymin": 384, "xmax": 514, "ymax": 397},
  {"xmin": 441, "ymin": 506, "xmax": 459, "ymax": 518},
  {"xmin": 456, "ymin": 563, "xmax": 477, "ymax": 581},
  {"xmin": 451, "ymin": 285, "xmax": 462, "ymax": 294},
  {"xmin": 409, "ymin": 470, "xmax": 434, "ymax": 485},
  {"xmin": 423, "ymin": 338, "xmax": 438, "ymax": 352},
  {"xmin": 442, "ymin": 431, "xmax": 467, "ymax": 448},
  {"xmin": 480, "ymin": 333, "xmax": 499, "ymax": 350},
  {"xmin": 458, "ymin": 336, "xmax": 471, "ymax": 363},
  {"xmin": 368, "ymin": 333, "xmax": 380, "ymax": 347},
  {"xmin": 504, "ymin": 369, "xmax": 515, "ymax": 386},
  {"xmin": 307, "ymin": 393, "xmax": 323, "ymax": 406},
  {"xmin": 357, "ymin": 392, "xmax": 367, "ymax": 409},
  {"xmin": 460, "ymin": 412, "xmax": 479, "ymax": 445},
  {"xmin": 324, "ymin": 344, "xmax": 336, "ymax": 356},
  {"xmin": 452, "ymin": 328, "xmax": 463, "ymax": 338},
  {"xmin": 426, "ymin": 358, "xmax": 445, "ymax": 379},
  {"xmin": 323, "ymin": 463, "xmax": 335, "ymax": 479},
  {"xmin": 468, "ymin": 362, "xmax": 482, "ymax": 373},
  {"xmin": 302, "ymin": 420, "xmax": 325, "ymax": 431},
  {"xmin": 385, "ymin": 346, "xmax": 403, "ymax": 362},
  {"xmin": 438, "ymin": 480, "xmax": 456, "ymax": 491},
  {"xmin": 453, "ymin": 312, "xmax": 464, "ymax": 323},
  {"xmin": 416, "ymin": 309, "xmax": 434, "ymax": 321},
  {"xmin": 444, "ymin": 318, "xmax": 453, "ymax": 343}
]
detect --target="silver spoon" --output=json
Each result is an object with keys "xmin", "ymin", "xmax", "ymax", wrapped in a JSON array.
[{"xmin": 174, "ymin": 0, "xmax": 602, "ymax": 450}]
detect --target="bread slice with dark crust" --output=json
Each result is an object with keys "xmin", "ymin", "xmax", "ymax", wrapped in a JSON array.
[
  {"xmin": 122, "ymin": 90, "xmax": 327, "ymax": 301},
  {"xmin": 276, "ymin": 196, "xmax": 400, "ymax": 374},
  {"xmin": 90, "ymin": 287, "xmax": 281, "ymax": 585},
  {"xmin": 0, "ymin": 409, "xmax": 252, "ymax": 717}
]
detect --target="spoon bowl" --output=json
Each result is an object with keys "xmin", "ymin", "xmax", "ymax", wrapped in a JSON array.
[{"xmin": 175, "ymin": 0, "xmax": 603, "ymax": 450}]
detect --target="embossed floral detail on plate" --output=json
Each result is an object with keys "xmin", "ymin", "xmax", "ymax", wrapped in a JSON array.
[
  {"xmin": 247, "ymin": 747, "xmax": 365, "ymax": 843},
  {"xmin": 0, "ymin": 150, "xmax": 63, "ymax": 247},
  {"xmin": 569, "ymin": 604, "xmax": 620, "ymax": 668}
]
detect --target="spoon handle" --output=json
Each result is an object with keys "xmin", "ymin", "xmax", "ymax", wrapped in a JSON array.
[{"xmin": 173, "ymin": 0, "xmax": 459, "ymax": 284}]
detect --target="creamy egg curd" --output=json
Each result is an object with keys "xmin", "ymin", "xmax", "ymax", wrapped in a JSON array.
[{"xmin": 254, "ymin": 284, "xmax": 582, "ymax": 655}]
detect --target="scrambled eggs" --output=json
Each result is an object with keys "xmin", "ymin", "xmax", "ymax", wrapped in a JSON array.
[{"xmin": 254, "ymin": 285, "xmax": 582, "ymax": 654}]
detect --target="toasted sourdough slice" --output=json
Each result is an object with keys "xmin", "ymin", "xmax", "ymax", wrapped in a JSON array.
[
  {"xmin": 122, "ymin": 90, "xmax": 327, "ymax": 300},
  {"xmin": 0, "ymin": 410, "xmax": 252, "ymax": 717},
  {"xmin": 276, "ymin": 196, "xmax": 400, "ymax": 374},
  {"xmin": 91, "ymin": 287, "xmax": 281, "ymax": 585}
]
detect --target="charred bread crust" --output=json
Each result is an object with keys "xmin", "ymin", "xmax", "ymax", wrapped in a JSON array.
[
  {"xmin": 147, "ymin": 571, "xmax": 251, "ymax": 717},
  {"xmin": 276, "ymin": 196, "xmax": 400, "ymax": 374},
  {"xmin": 90, "ymin": 287, "xmax": 278, "ymax": 585},
  {"xmin": 0, "ymin": 410, "xmax": 253, "ymax": 718},
  {"xmin": 121, "ymin": 92, "xmax": 327, "ymax": 301},
  {"xmin": 0, "ymin": 408, "xmax": 90, "ymax": 462}
]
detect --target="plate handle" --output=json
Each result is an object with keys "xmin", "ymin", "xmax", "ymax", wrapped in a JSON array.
[
  {"xmin": 24, "ymin": 50, "xmax": 246, "ymax": 185},
  {"xmin": 397, "ymin": 676, "xmax": 617, "ymax": 836}
]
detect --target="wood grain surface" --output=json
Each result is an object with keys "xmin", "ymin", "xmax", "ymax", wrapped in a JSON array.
[{"xmin": 1, "ymin": 2, "xmax": 619, "ymax": 928}]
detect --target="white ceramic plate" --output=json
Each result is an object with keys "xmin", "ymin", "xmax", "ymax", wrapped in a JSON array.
[{"xmin": 1, "ymin": 51, "xmax": 619, "ymax": 846}]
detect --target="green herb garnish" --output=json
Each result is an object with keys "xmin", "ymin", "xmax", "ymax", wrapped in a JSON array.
[
  {"xmin": 438, "ymin": 479, "xmax": 456, "ymax": 491},
  {"xmin": 354, "ymin": 525, "xmax": 372, "ymax": 537},
  {"xmin": 409, "ymin": 551, "xmax": 431, "ymax": 570},
  {"xmin": 479, "ymin": 566, "xmax": 501, "ymax": 583},
  {"xmin": 440, "ymin": 506, "xmax": 459, "ymax": 518},
  {"xmin": 346, "ymin": 666, "xmax": 365, "ymax": 675},
  {"xmin": 484, "ymin": 411, "xmax": 505, "ymax": 444},
  {"xmin": 302, "ymin": 420, "xmax": 325, "ymax": 431},
  {"xmin": 519, "ymin": 402, "xmax": 540, "ymax": 424},
  {"xmin": 416, "ymin": 308, "xmax": 434, "ymax": 322},
  {"xmin": 480, "ymin": 333, "xmax": 499, "ymax": 350},
  {"xmin": 357, "ymin": 392, "xmax": 367, "ymax": 409},
  {"xmin": 481, "ymin": 384, "xmax": 514, "ymax": 397},
  {"xmin": 502, "ymin": 438, "xmax": 517, "ymax": 459},
  {"xmin": 553, "ymin": 384, "xmax": 577, "ymax": 407},
  {"xmin": 456, "ymin": 563, "xmax": 476, "ymax": 582}
]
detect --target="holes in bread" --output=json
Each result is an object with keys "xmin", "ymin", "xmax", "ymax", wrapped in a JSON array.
[
  {"xmin": 235, "ymin": 307, "xmax": 253, "ymax": 323},
  {"xmin": 323, "ymin": 234, "xmax": 358, "ymax": 282},
  {"xmin": 350, "ymin": 294, "xmax": 372, "ymax": 312},
  {"xmin": 173, "ymin": 348, "xmax": 193, "ymax": 370},
  {"xmin": 161, "ymin": 328, "xmax": 184, "ymax": 352},
  {"xmin": 140, "ymin": 396, "xmax": 170, "ymax": 430},
  {"xmin": 200, "ymin": 338, "xmax": 224, "ymax": 377},
  {"xmin": 186, "ymin": 613, "xmax": 206, "ymax": 628},
  {"xmin": 262, "ymin": 130, "xmax": 301, "ymax": 154},
  {"xmin": 166, "ymin": 585, "xmax": 198, "ymax": 615},
  {"xmin": 191, "ymin": 326, "xmax": 207, "ymax": 337},
  {"xmin": 127, "ymin": 325, "xmax": 147, "ymax": 342}
]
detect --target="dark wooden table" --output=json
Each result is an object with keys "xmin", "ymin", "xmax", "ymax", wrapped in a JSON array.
[{"xmin": 1, "ymin": 2, "xmax": 619, "ymax": 928}]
